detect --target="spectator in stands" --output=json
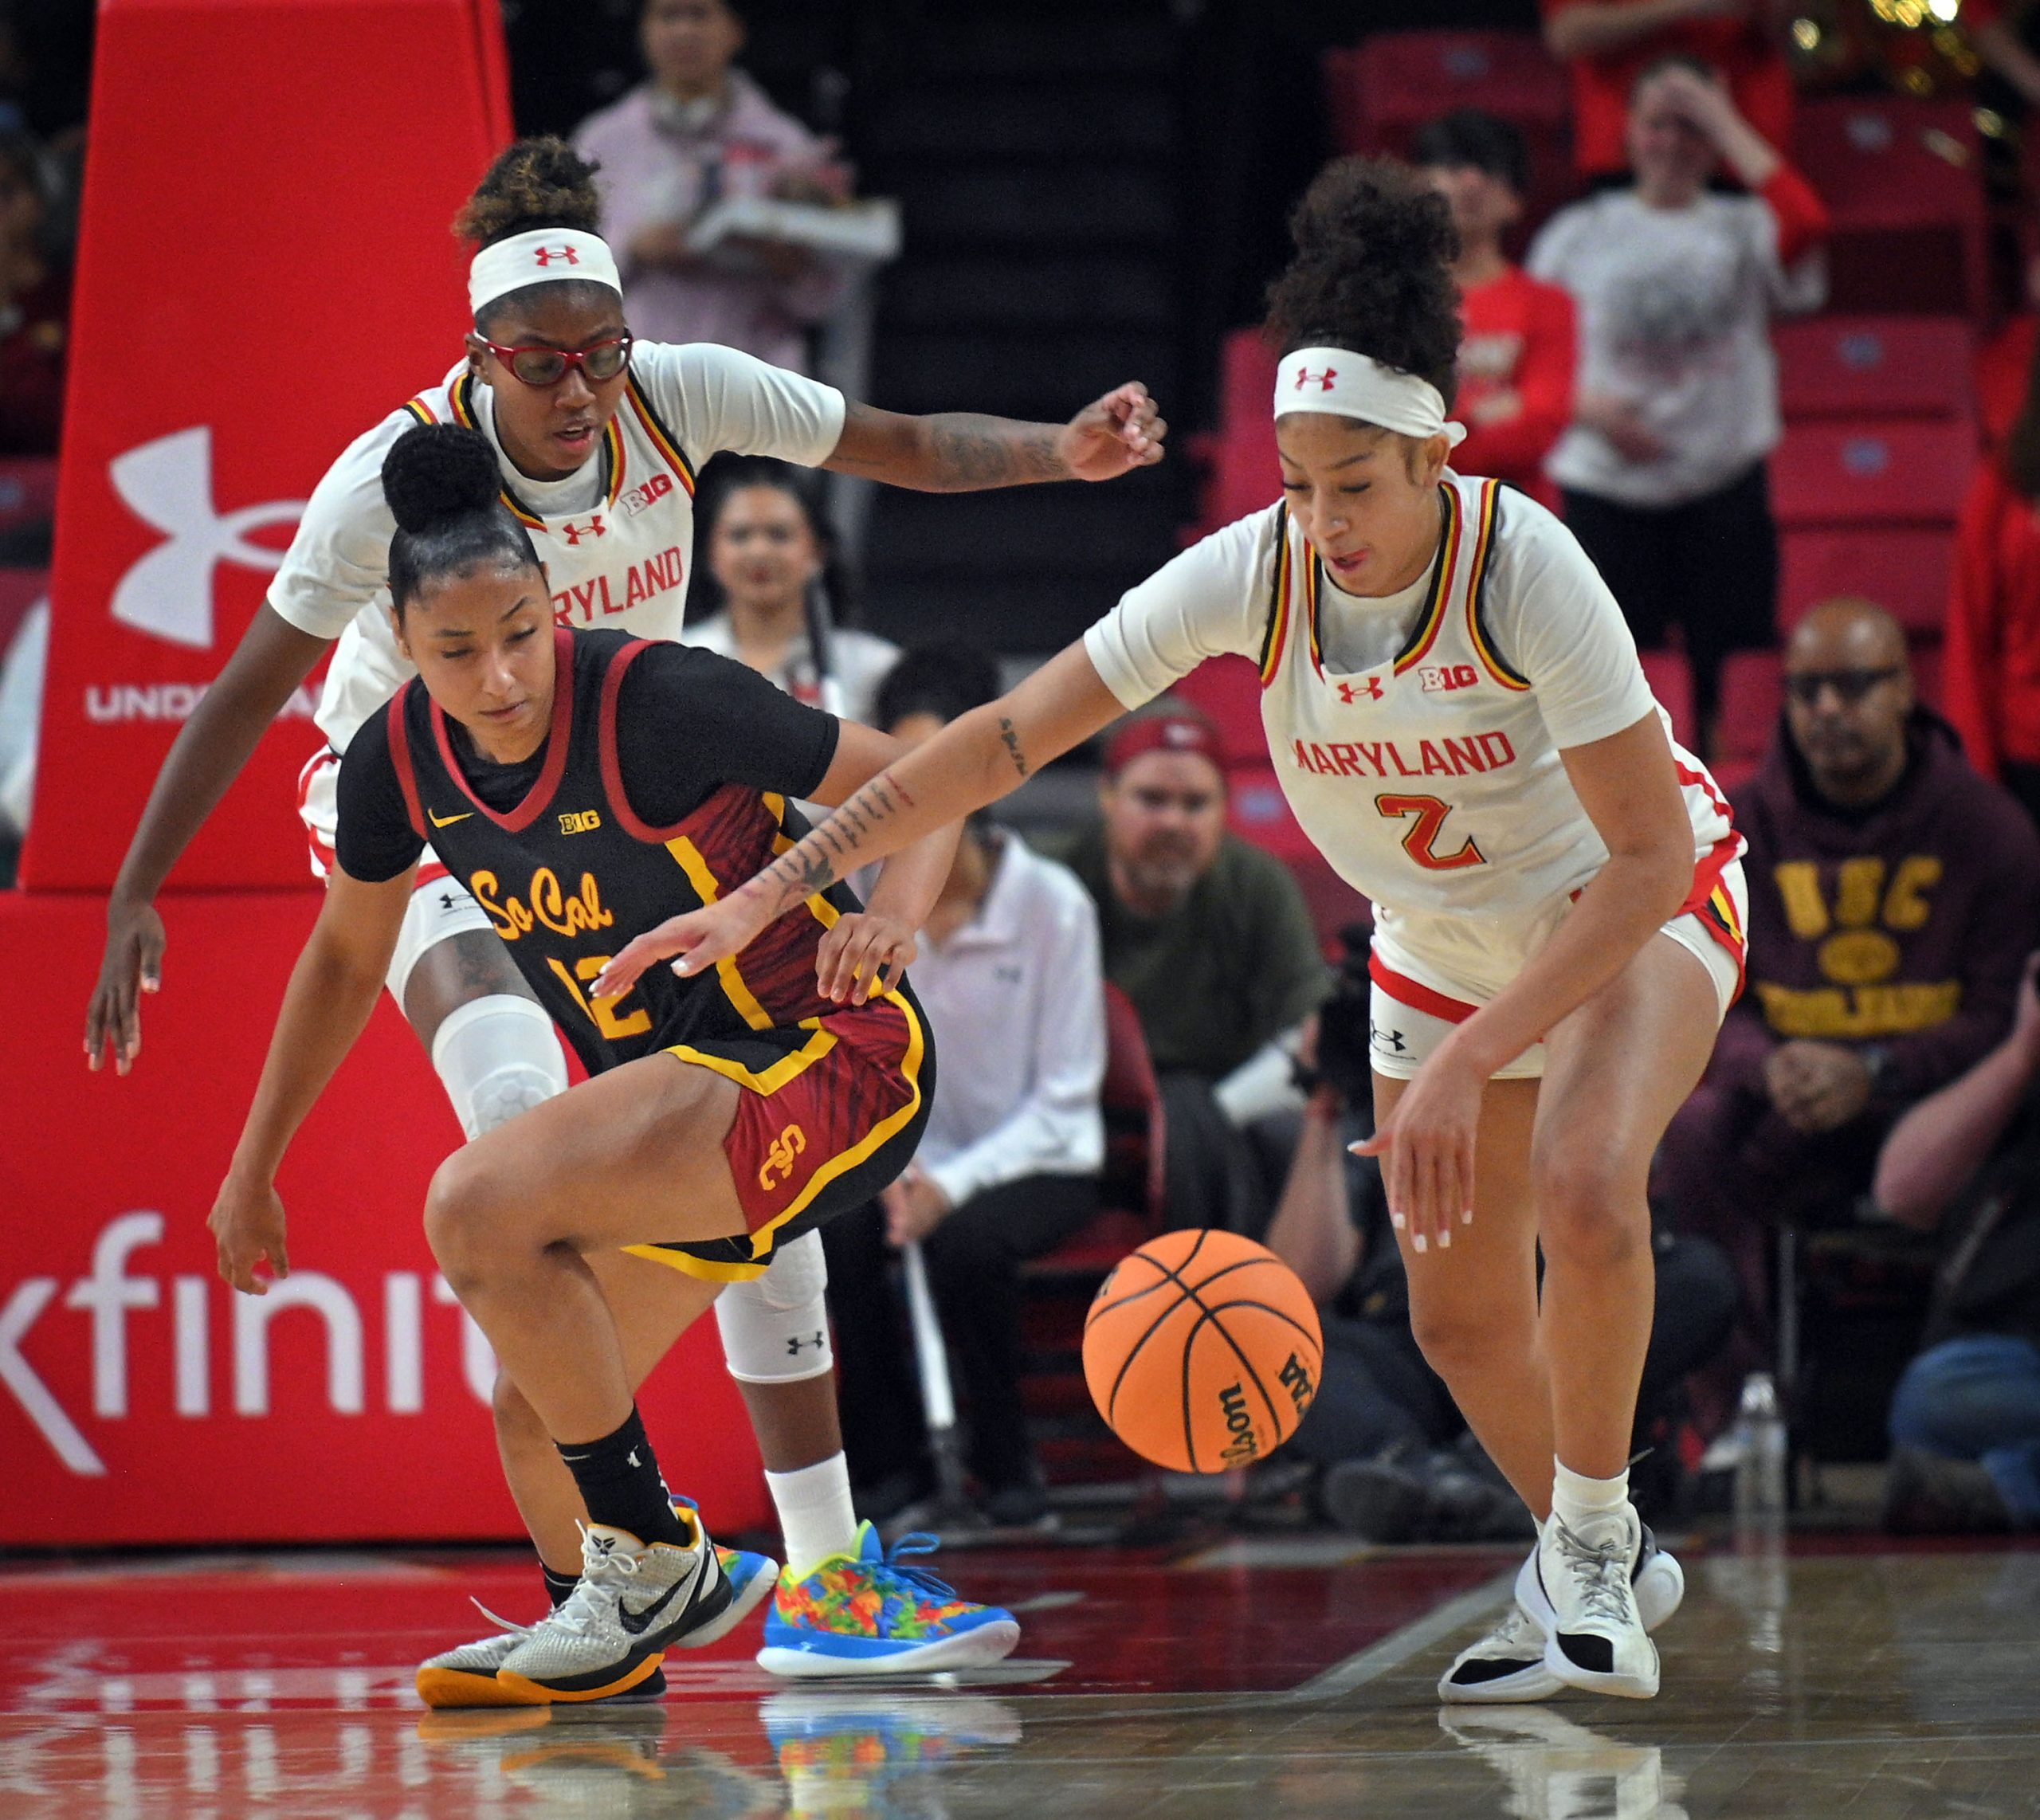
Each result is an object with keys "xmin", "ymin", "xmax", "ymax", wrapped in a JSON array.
[
  {"xmin": 1656, "ymin": 599, "xmax": 2040, "ymax": 1405},
  {"xmin": 1946, "ymin": 331, "xmax": 2040, "ymax": 831},
  {"xmin": 0, "ymin": 129, "xmax": 64, "ymax": 456},
  {"xmin": 574, "ymin": 0, "xmax": 853, "ymax": 372},
  {"xmin": 1042, "ymin": 703, "xmax": 1329, "ymax": 1239},
  {"xmin": 1528, "ymin": 57, "xmax": 1827, "ymax": 739},
  {"xmin": 1873, "ymin": 952, "xmax": 2040, "ymax": 1536},
  {"xmin": 685, "ymin": 460, "xmax": 897, "ymax": 723},
  {"xmin": 1411, "ymin": 110, "xmax": 1576, "ymax": 509},
  {"xmin": 822, "ymin": 645, "xmax": 1106, "ymax": 1526},
  {"xmin": 1541, "ymin": 0, "xmax": 1795, "ymax": 181},
  {"xmin": 1269, "ymin": 935, "xmax": 1736, "ymax": 1539}
]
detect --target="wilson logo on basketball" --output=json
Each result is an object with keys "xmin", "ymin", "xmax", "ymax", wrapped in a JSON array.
[
  {"xmin": 758, "ymin": 1124, "xmax": 807, "ymax": 1192},
  {"xmin": 1280, "ymin": 1354, "xmax": 1316, "ymax": 1417},
  {"xmin": 1218, "ymin": 1383, "xmax": 1260, "ymax": 1467}
]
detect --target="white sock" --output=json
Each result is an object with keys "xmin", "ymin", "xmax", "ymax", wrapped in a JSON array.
[
  {"xmin": 765, "ymin": 1453, "xmax": 858, "ymax": 1578},
  {"xmin": 1550, "ymin": 1457, "xmax": 1629, "ymax": 1529}
]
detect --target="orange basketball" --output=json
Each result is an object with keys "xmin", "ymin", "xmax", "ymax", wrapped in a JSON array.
[{"xmin": 1083, "ymin": 1229, "xmax": 1324, "ymax": 1474}]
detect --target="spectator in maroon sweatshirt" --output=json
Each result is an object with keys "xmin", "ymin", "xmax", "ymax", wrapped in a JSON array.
[{"xmin": 1655, "ymin": 599, "xmax": 2040, "ymax": 1400}]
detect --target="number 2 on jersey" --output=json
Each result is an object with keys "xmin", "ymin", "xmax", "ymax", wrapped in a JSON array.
[
  {"xmin": 1375, "ymin": 794, "xmax": 1486, "ymax": 872},
  {"xmin": 547, "ymin": 954, "xmax": 654, "ymax": 1041}
]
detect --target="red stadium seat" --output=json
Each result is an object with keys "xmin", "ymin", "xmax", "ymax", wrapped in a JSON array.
[
  {"xmin": 1790, "ymin": 100, "xmax": 1988, "ymax": 317},
  {"xmin": 1773, "ymin": 317, "xmax": 1975, "ymax": 423},
  {"xmin": 1715, "ymin": 649, "xmax": 1783, "ymax": 779},
  {"xmin": 0, "ymin": 567, "xmax": 45, "ymax": 657},
  {"xmin": 1770, "ymin": 417, "xmax": 1974, "ymax": 528},
  {"xmin": 1220, "ymin": 326, "xmax": 1276, "ymax": 437},
  {"xmin": 1323, "ymin": 33, "xmax": 1575, "ymax": 244},
  {"xmin": 1639, "ymin": 649, "xmax": 1696, "ymax": 751},
  {"xmin": 1779, "ymin": 527, "xmax": 1952, "ymax": 637}
]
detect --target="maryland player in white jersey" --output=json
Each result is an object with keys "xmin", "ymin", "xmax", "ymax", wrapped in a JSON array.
[
  {"xmin": 603, "ymin": 159, "xmax": 1749, "ymax": 1706},
  {"xmin": 81, "ymin": 139, "xmax": 1164, "ymax": 1696}
]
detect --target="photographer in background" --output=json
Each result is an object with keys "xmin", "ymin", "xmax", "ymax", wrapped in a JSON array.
[{"xmin": 1266, "ymin": 929, "xmax": 1740, "ymax": 1540}]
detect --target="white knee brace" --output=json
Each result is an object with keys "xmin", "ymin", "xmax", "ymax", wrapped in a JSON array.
[
  {"xmin": 430, "ymin": 994, "xmax": 570, "ymax": 1139},
  {"xmin": 715, "ymin": 1230, "xmax": 833, "ymax": 1383}
]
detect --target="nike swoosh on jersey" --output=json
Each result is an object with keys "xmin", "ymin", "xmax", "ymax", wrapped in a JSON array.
[
  {"xmin": 617, "ymin": 1549, "xmax": 713, "ymax": 1637},
  {"xmin": 427, "ymin": 809, "xmax": 474, "ymax": 829}
]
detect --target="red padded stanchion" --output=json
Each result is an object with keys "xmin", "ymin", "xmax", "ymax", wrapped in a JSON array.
[{"xmin": 21, "ymin": 0, "xmax": 509, "ymax": 890}]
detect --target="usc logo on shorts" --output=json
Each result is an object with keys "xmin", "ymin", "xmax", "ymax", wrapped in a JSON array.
[{"xmin": 759, "ymin": 1124, "xmax": 808, "ymax": 1192}]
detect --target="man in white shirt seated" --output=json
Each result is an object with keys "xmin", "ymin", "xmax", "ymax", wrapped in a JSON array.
[{"xmin": 822, "ymin": 645, "xmax": 1108, "ymax": 1528}]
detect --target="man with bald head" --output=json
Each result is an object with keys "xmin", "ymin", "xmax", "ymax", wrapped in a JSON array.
[{"xmin": 1656, "ymin": 598, "xmax": 2040, "ymax": 1410}]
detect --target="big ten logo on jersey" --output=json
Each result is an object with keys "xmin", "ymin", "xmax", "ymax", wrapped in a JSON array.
[
  {"xmin": 1756, "ymin": 854, "xmax": 1956, "ymax": 1037},
  {"xmin": 469, "ymin": 865, "xmax": 616, "ymax": 943},
  {"xmin": 759, "ymin": 1124, "xmax": 807, "ymax": 1192},
  {"xmin": 559, "ymin": 809, "xmax": 602, "ymax": 836},
  {"xmin": 1418, "ymin": 663, "xmax": 1479, "ymax": 694},
  {"xmin": 551, "ymin": 544, "xmax": 688, "ymax": 627},
  {"xmin": 622, "ymin": 471, "xmax": 675, "ymax": 517},
  {"xmin": 2, "ymin": 1212, "xmax": 497, "ymax": 1476}
]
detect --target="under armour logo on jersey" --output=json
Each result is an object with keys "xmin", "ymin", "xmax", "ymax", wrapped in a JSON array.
[
  {"xmin": 626, "ymin": 1449, "xmax": 641, "ymax": 1468},
  {"xmin": 1338, "ymin": 677, "xmax": 1384, "ymax": 704},
  {"xmin": 561, "ymin": 516, "xmax": 606, "ymax": 546},
  {"xmin": 107, "ymin": 426, "xmax": 305, "ymax": 648},
  {"xmin": 1370, "ymin": 1022, "xmax": 1408, "ymax": 1053},
  {"xmin": 533, "ymin": 245, "xmax": 581, "ymax": 267},
  {"xmin": 1293, "ymin": 365, "xmax": 1338, "ymax": 391}
]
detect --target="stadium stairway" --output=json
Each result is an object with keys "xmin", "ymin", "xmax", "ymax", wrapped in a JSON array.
[{"xmin": 852, "ymin": 2, "xmax": 1194, "ymax": 658}]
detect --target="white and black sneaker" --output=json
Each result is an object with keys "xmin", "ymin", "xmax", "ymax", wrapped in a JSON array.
[
  {"xmin": 1528, "ymin": 1502, "xmax": 1659, "ymax": 1699},
  {"xmin": 496, "ymin": 1519, "xmax": 732, "ymax": 1704},
  {"xmin": 1440, "ymin": 1527, "xmax": 1683, "ymax": 1703}
]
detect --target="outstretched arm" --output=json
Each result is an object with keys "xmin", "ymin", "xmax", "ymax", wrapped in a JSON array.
[
  {"xmin": 86, "ymin": 604, "xmax": 335, "ymax": 1074},
  {"xmin": 594, "ymin": 641, "xmax": 1128, "ymax": 1002},
  {"xmin": 210, "ymin": 865, "xmax": 414, "ymax": 1294},
  {"xmin": 822, "ymin": 384, "xmax": 1166, "ymax": 491}
]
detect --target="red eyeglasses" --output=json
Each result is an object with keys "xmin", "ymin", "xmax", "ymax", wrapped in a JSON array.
[{"xmin": 479, "ymin": 334, "xmax": 634, "ymax": 387}]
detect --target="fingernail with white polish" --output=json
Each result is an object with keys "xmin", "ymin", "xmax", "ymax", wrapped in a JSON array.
[
  {"xmin": 1414, "ymin": 1233, "xmax": 1428, "ymax": 1253},
  {"xmin": 1391, "ymin": 1210, "xmax": 1406, "ymax": 1229},
  {"xmin": 1438, "ymin": 1228, "xmax": 1452, "ymax": 1249},
  {"xmin": 1462, "ymin": 1209, "xmax": 1474, "ymax": 1225}
]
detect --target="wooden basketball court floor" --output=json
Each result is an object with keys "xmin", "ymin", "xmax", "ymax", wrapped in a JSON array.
[{"xmin": 2, "ymin": 1532, "xmax": 2035, "ymax": 1817}]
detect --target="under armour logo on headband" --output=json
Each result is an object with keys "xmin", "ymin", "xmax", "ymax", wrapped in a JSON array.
[
  {"xmin": 534, "ymin": 245, "xmax": 580, "ymax": 267},
  {"xmin": 1273, "ymin": 345, "xmax": 1468, "ymax": 449},
  {"xmin": 470, "ymin": 229, "xmax": 622, "ymax": 316},
  {"xmin": 1294, "ymin": 367, "xmax": 1338, "ymax": 391}
]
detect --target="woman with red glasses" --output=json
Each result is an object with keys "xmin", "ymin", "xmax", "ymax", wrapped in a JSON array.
[{"xmin": 81, "ymin": 136, "xmax": 1163, "ymax": 1700}]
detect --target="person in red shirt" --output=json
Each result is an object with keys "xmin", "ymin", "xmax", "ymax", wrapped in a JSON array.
[
  {"xmin": 1412, "ymin": 110, "xmax": 1577, "ymax": 509},
  {"xmin": 1542, "ymin": 0, "xmax": 1795, "ymax": 178},
  {"xmin": 1945, "ymin": 330, "xmax": 2040, "ymax": 829}
]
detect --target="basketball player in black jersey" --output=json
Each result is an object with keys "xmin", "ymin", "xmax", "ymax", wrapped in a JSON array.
[{"xmin": 208, "ymin": 423, "xmax": 1018, "ymax": 1702}]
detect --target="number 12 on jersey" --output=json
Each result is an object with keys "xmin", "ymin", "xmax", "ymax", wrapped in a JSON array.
[{"xmin": 1376, "ymin": 794, "xmax": 1486, "ymax": 872}]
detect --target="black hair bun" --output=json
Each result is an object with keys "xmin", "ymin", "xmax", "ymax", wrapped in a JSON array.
[
  {"xmin": 382, "ymin": 423, "xmax": 500, "ymax": 534},
  {"xmin": 1287, "ymin": 156, "xmax": 1457, "ymax": 273},
  {"xmin": 453, "ymin": 136, "xmax": 603, "ymax": 245}
]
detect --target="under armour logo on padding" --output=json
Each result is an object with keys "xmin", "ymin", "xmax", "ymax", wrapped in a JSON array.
[{"xmin": 108, "ymin": 426, "xmax": 304, "ymax": 649}]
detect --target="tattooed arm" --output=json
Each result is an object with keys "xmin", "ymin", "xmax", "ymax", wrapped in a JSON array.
[
  {"xmin": 593, "ymin": 643, "xmax": 1129, "ymax": 1001},
  {"xmin": 822, "ymin": 384, "xmax": 1166, "ymax": 491}
]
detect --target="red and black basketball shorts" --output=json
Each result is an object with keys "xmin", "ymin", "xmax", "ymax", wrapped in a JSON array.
[{"xmin": 625, "ymin": 987, "xmax": 934, "ymax": 1283}]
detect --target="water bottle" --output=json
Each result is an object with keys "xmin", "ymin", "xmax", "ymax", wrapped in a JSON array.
[{"xmin": 1732, "ymin": 1372, "xmax": 1789, "ymax": 1520}]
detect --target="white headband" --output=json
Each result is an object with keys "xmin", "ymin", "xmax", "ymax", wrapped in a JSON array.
[
  {"xmin": 1273, "ymin": 347, "xmax": 1466, "ymax": 448},
  {"xmin": 469, "ymin": 229, "xmax": 622, "ymax": 317}
]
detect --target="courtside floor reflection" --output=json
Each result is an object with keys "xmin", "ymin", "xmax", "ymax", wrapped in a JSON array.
[{"xmin": 2, "ymin": 1538, "xmax": 2036, "ymax": 1817}]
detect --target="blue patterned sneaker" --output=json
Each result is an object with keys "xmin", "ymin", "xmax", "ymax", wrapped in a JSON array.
[
  {"xmin": 755, "ymin": 1524, "xmax": 1021, "ymax": 1678},
  {"xmin": 670, "ymin": 1500, "xmax": 779, "ymax": 1650}
]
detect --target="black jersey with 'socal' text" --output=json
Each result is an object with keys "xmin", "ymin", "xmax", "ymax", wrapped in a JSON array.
[{"xmin": 375, "ymin": 626, "xmax": 893, "ymax": 1079}]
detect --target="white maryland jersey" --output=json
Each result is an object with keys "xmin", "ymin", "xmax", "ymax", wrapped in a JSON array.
[
  {"xmin": 1084, "ymin": 473, "xmax": 1740, "ymax": 924},
  {"xmin": 265, "ymin": 343, "xmax": 845, "ymax": 751}
]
